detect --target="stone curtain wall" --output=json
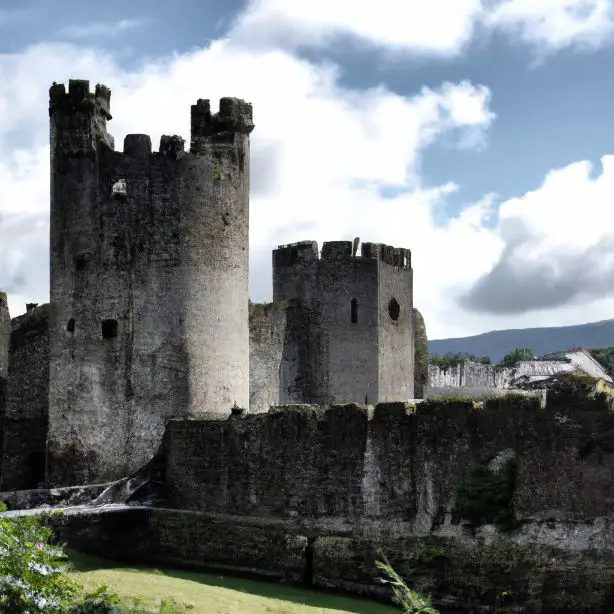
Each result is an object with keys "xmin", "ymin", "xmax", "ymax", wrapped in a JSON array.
[
  {"xmin": 44, "ymin": 390, "xmax": 614, "ymax": 612},
  {"xmin": 427, "ymin": 359, "xmax": 587, "ymax": 394},
  {"xmin": 412, "ymin": 308, "xmax": 428, "ymax": 398},
  {"xmin": 248, "ymin": 301, "xmax": 290, "ymax": 413},
  {"xmin": 51, "ymin": 505, "xmax": 614, "ymax": 612},
  {"xmin": 0, "ymin": 293, "xmax": 9, "ymax": 441},
  {"xmin": 2, "ymin": 305, "xmax": 50, "ymax": 490},
  {"xmin": 163, "ymin": 394, "xmax": 614, "ymax": 525}
]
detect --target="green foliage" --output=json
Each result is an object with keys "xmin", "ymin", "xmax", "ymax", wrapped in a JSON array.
[
  {"xmin": 588, "ymin": 347, "xmax": 614, "ymax": 373},
  {"xmin": 0, "ymin": 504, "xmax": 190, "ymax": 613},
  {"xmin": 213, "ymin": 161, "xmax": 222, "ymax": 181},
  {"xmin": 376, "ymin": 556, "xmax": 438, "ymax": 613},
  {"xmin": 499, "ymin": 347, "xmax": 534, "ymax": 367},
  {"xmin": 454, "ymin": 456, "xmax": 517, "ymax": 531},
  {"xmin": 0, "ymin": 508, "xmax": 83, "ymax": 612},
  {"xmin": 117, "ymin": 597, "xmax": 191, "ymax": 613},
  {"xmin": 412, "ymin": 308, "xmax": 428, "ymax": 397},
  {"xmin": 429, "ymin": 352, "xmax": 491, "ymax": 368}
]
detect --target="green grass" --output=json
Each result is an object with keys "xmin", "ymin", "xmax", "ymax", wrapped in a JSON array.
[{"xmin": 68, "ymin": 551, "xmax": 397, "ymax": 614}]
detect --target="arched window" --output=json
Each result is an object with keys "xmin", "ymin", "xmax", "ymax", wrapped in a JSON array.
[{"xmin": 351, "ymin": 298, "xmax": 358, "ymax": 323}]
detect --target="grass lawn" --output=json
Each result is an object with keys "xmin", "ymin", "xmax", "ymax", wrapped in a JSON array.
[{"xmin": 69, "ymin": 551, "xmax": 398, "ymax": 614}]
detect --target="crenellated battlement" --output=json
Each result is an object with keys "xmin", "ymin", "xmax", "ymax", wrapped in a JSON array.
[
  {"xmin": 158, "ymin": 134, "xmax": 185, "ymax": 158},
  {"xmin": 123, "ymin": 134, "xmax": 152, "ymax": 158},
  {"xmin": 191, "ymin": 97, "xmax": 254, "ymax": 152},
  {"xmin": 49, "ymin": 80, "xmax": 112, "ymax": 119},
  {"xmin": 272, "ymin": 241, "xmax": 319, "ymax": 267},
  {"xmin": 273, "ymin": 239, "xmax": 412, "ymax": 269},
  {"xmin": 50, "ymin": 79, "xmax": 254, "ymax": 161}
]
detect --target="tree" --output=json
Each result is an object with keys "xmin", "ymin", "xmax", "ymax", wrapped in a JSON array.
[
  {"xmin": 499, "ymin": 348, "xmax": 534, "ymax": 367},
  {"xmin": 429, "ymin": 352, "xmax": 492, "ymax": 368},
  {"xmin": 0, "ymin": 504, "xmax": 120, "ymax": 613}
]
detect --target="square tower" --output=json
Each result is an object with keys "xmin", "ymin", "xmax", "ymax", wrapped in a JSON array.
[{"xmin": 272, "ymin": 239, "xmax": 414, "ymax": 405}]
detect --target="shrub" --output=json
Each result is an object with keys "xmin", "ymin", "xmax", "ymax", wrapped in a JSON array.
[
  {"xmin": 0, "ymin": 504, "xmax": 120, "ymax": 613},
  {"xmin": 376, "ymin": 556, "xmax": 438, "ymax": 613}
]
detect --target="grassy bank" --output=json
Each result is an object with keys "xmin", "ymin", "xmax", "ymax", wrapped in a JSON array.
[{"xmin": 69, "ymin": 551, "xmax": 398, "ymax": 614}]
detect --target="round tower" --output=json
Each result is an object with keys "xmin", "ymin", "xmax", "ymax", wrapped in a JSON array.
[
  {"xmin": 180, "ymin": 97, "xmax": 254, "ymax": 415},
  {"xmin": 46, "ymin": 80, "xmax": 255, "ymax": 486}
]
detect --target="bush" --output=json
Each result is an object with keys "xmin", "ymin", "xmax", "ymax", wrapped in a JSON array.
[
  {"xmin": 0, "ymin": 503, "xmax": 121, "ymax": 613},
  {"xmin": 376, "ymin": 556, "xmax": 438, "ymax": 613},
  {"xmin": 499, "ymin": 348, "xmax": 533, "ymax": 367},
  {"xmin": 429, "ymin": 352, "xmax": 491, "ymax": 369}
]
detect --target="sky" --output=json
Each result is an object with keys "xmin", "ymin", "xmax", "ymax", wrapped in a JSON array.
[{"xmin": 2, "ymin": 0, "xmax": 614, "ymax": 340}]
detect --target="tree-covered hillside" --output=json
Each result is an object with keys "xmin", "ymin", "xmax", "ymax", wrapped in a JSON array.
[{"xmin": 428, "ymin": 319, "xmax": 614, "ymax": 364}]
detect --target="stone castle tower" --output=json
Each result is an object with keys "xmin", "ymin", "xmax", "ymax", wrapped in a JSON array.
[
  {"xmin": 272, "ymin": 239, "xmax": 414, "ymax": 405},
  {"xmin": 47, "ymin": 79, "xmax": 254, "ymax": 486}
]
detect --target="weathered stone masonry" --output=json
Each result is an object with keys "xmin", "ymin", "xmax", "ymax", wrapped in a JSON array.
[
  {"xmin": 47, "ymin": 80, "xmax": 254, "ymax": 486},
  {"xmin": 252, "ymin": 239, "xmax": 414, "ymax": 409},
  {"xmin": 0, "ymin": 292, "xmax": 8, "ymax": 414},
  {"xmin": 41, "ymin": 392, "xmax": 614, "ymax": 612},
  {"xmin": 1, "ymin": 305, "xmax": 49, "ymax": 491},
  {"xmin": 164, "ymin": 397, "xmax": 614, "ymax": 523}
]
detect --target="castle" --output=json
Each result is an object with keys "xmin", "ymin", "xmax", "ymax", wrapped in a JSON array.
[
  {"xmin": 4, "ymin": 80, "xmax": 614, "ymax": 612},
  {"xmin": 0, "ymin": 79, "xmax": 415, "ymax": 490}
]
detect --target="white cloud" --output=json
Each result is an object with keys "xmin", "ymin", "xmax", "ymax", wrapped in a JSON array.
[
  {"xmin": 3, "ymin": 1, "xmax": 614, "ymax": 341},
  {"xmin": 231, "ymin": 0, "xmax": 614, "ymax": 56},
  {"xmin": 230, "ymin": 0, "xmax": 483, "ymax": 55},
  {"xmin": 486, "ymin": 0, "xmax": 614, "ymax": 53},
  {"xmin": 457, "ymin": 156, "xmax": 614, "ymax": 333},
  {"xmin": 57, "ymin": 19, "xmax": 149, "ymax": 40}
]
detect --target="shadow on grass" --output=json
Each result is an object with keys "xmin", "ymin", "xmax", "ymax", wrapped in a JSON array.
[{"xmin": 68, "ymin": 550, "xmax": 397, "ymax": 614}]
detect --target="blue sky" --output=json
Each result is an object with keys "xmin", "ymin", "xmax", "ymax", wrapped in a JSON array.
[{"xmin": 2, "ymin": 0, "xmax": 614, "ymax": 339}]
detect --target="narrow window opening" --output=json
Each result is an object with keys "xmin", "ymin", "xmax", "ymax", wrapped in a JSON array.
[
  {"xmin": 66, "ymin": 318, "xmax": 75, "ymax": 333},
  {"xmin": 75, "ymin": 255, "xmax": 87, "ymax": 271},
  {"xmin": 101, "ymin": 319, "xmax": 118, "ymax": 339},
  {"xmin": 388, "ymin": 298, "xmax": 400, "ymax": 321},
  {"xmin": 304, "ymin": 537, "xmax": 315, "ymax": 586},
  {"xmin": 351, "ymin": 298, "xmax": 358, "ymax": 324}
]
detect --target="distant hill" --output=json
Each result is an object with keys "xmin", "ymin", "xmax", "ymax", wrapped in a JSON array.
[{"xmin": 428, "ymin": 319, "xmax": 614, "ymax": 364}]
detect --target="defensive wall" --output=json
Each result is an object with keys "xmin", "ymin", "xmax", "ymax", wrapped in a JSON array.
[
  {"xmin": 0, "ymin": 304, "xmax": 49, "ymax": 491},
  {"xmin": 47, "ymin": 80, "xmax": 254, "ymax": 487},
  {"xmin": 428, "ymin": 355, "xmax": 612, "ymax": 400},
  {"xmin": 1, "ymin": 295, "xmax": 424, "ymax": 490},
  {"xmin": 6, "ymin": 388, "xmax": 614, "ymax": 612}
]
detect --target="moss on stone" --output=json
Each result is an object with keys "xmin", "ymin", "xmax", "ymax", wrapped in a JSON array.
[
  {"xmin": 454, "ymin": 454, "xmax": 517, "ymax": 531},
  {"xmin": 427, "ymin": 394, "xmax": 474, "ymax": 403},
  {"xmin": 540, "ymin": 373, "xmax": 613, "ymax": 411},
  {"xmin": 12, "ymin": 303, "xmax": 50, "ymax": 334},
  {"xmin": 213, "ymin": 161, "xmax": 222, "ymax": 181},
  {"xmin": 268, "ymin": 404, "xmax": 325, "ymax": 418},
  {"xmin": 413, "ymin": 307, "xmax": 428, "ymax": 398},
  {"xmin": 248, "ymin": 300, "xmax": 292, "ymax": 321}
]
